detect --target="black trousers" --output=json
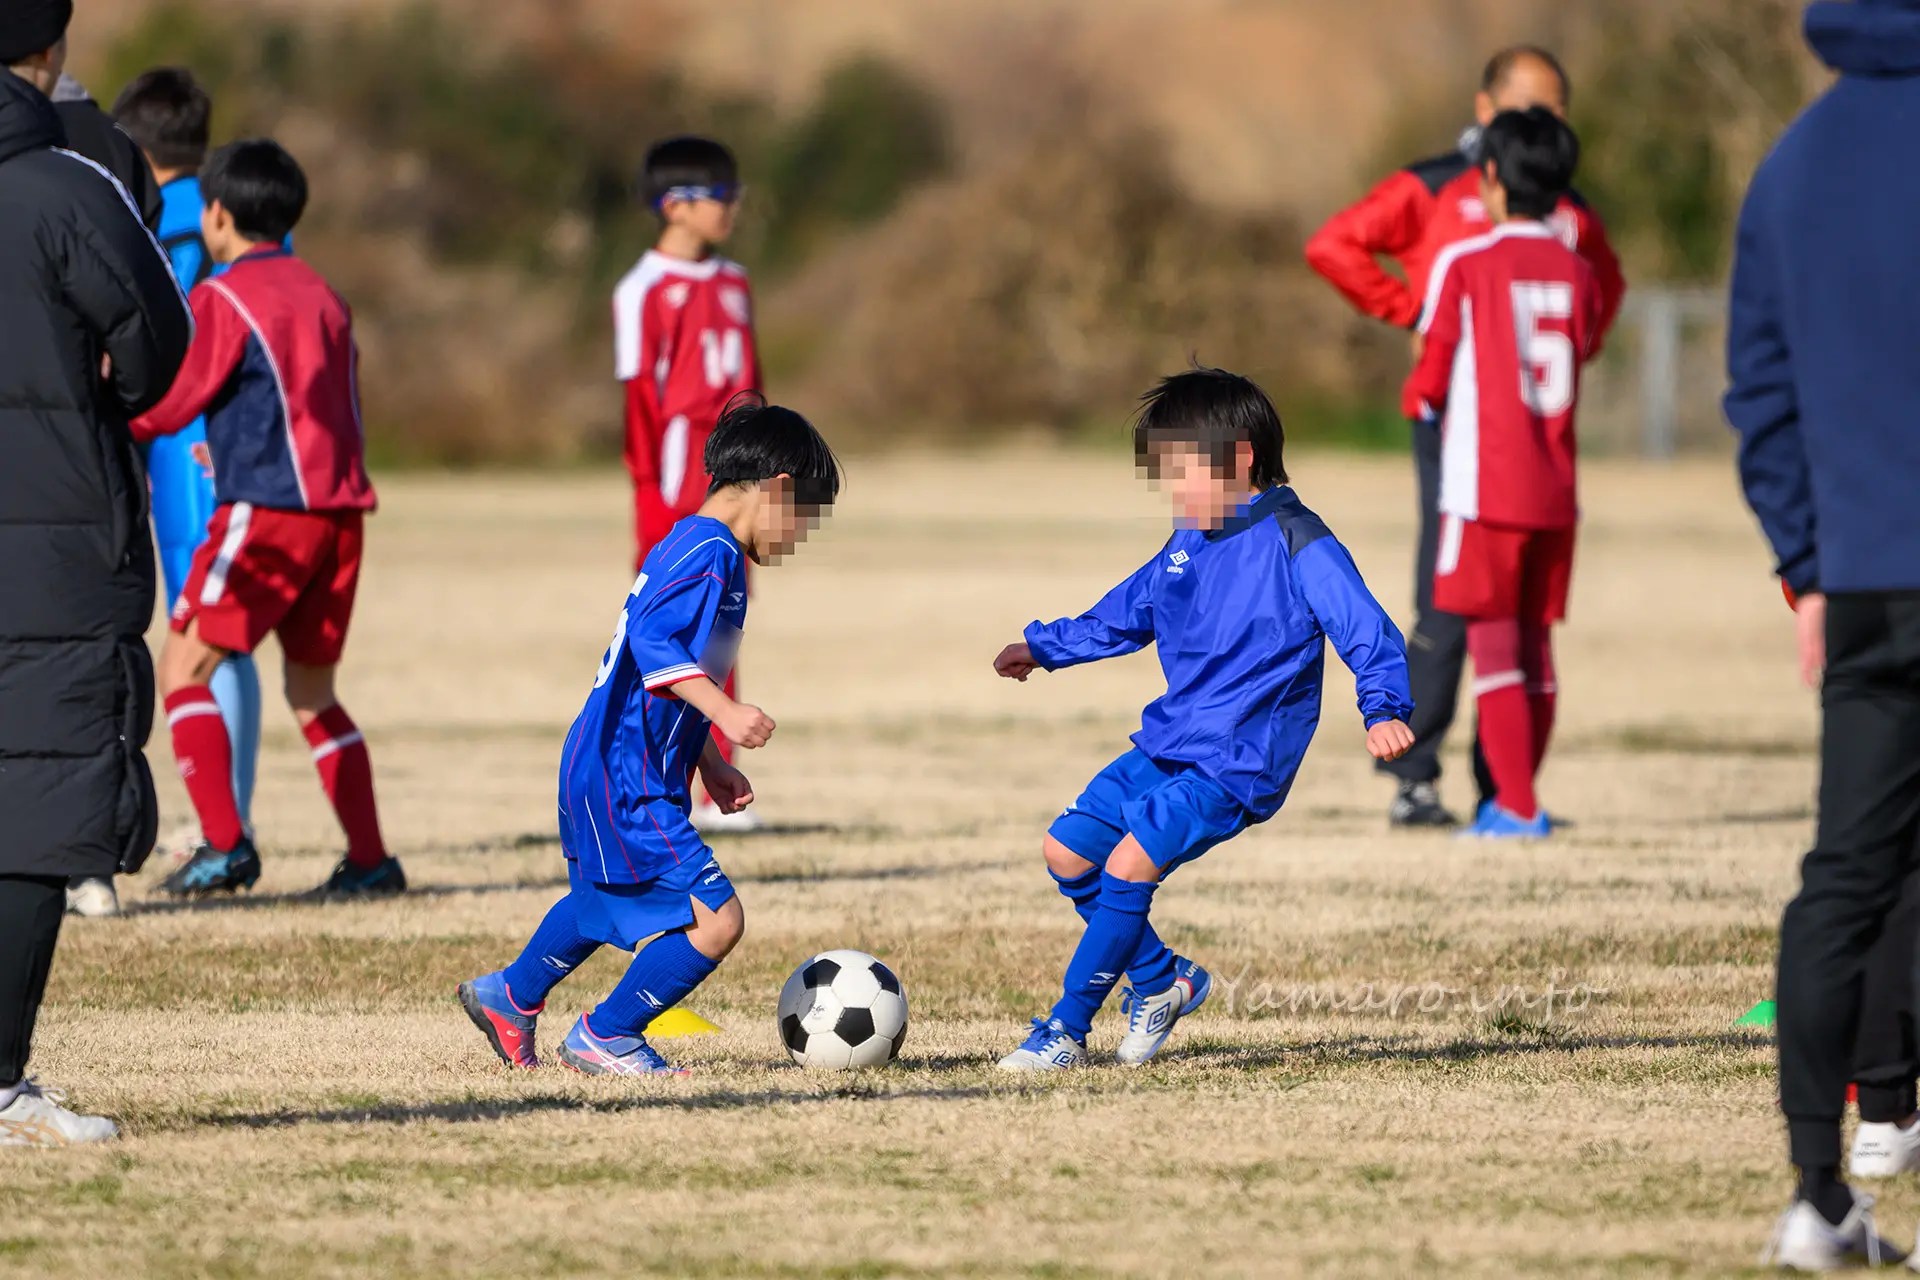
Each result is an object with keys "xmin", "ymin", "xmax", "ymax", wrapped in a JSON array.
[
  {"xmin": 1380, "ymin": 420, "xmax": 1493, "ymax": 797},
  {"xmin": 0, "ymin": 875, "xmax": 65, "ymax": 1088},
  {"xmin": 1780, "ymin": 592, "xmax": 1920, "ymax": 1168}
]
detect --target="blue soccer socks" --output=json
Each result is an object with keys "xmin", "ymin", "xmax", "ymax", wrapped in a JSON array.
[
  {"xmin": 1050, "ymin": 866, "xmax": 1176, "ymax": 994},
  {"xmin": 502, "ymin": 893, "xmax": 603, "ymax": 1007},
  {"xmin": 590, "ymin": 931, "xmax": 719, "ymax": 1039},
  {"xmin": 1050, "ymin": 872, "xmax": 1161, "ymax": 1041}
]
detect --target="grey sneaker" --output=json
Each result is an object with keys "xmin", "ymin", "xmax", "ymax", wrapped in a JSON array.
[{"xmin": 1389, "ymin": 780, "xmax": 1457, "ymax": 828}]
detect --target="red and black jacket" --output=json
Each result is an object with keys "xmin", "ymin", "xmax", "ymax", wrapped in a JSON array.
[{"xmin": 1306, "ymin": 149, "xmax": 1626, "ymax": 360}]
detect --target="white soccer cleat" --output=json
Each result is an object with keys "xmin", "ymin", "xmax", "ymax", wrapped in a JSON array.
[
  {"xmin": 64, "ymin": 877, "xmax": 119, "ymax": 918},
  {"xmin": 1852, "ymin": 1120, "xmax": 1920, "ymax": 1179},
  {"xmin": 1115, "ymin": 960, "xmax": 1211, "ymax": 1066},
  {"xmin": 997, "ymin": 1017, "xmax": 1086, "ymax": 1072},
  {"xmin": 1761, "ymin": 1192, "xmax": 1903, "ymax": 1271},
  {"xmin": 690, "ymin": 801, "xmax": 763, "ymax": 834},
  {"xmin": 0, "ymin": 1080, "xmax": 119, "ymax": 1148}
]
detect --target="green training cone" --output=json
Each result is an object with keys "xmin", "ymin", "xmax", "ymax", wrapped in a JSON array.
[{"xmin": 1734, "ymin": 1000, "xmax": 1776, "ymax": 1029}]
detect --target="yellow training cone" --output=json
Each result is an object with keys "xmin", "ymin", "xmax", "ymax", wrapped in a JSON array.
[{"xmin": 645, "ymin": 1007, "xmax": 722, "ymax": 1038}]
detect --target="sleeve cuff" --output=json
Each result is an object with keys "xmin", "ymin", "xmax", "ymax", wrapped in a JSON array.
[
  {"xmin": 1781, "ymin": 561, "xmax": 1819, "ymax": 599},
  {"xmin": 1021, "ymin": 621, "xmax": 1061, "ymax": 671},
  {"xmin": 1364, "ymin": 710, "xmax": 1408, "ymax": 729},
  {"xmin": 642, "ymin": 662, "xmax": 705, "ymax": 692}
]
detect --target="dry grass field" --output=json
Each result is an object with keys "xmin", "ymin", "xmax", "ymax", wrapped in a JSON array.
[{"xmin": 0, "ymin": 449, "xmax": 1847, "ymax": 1277}]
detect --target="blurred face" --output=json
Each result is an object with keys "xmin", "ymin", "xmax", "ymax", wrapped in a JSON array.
[
  {"xmin": 1152, "ymin": 441, "xmax": 1253, "ymax": 531},
  {"xmin": 750, "ymin": 475, "xmax": 827, "ymax": 565},
  {"xmin": 1475, "ymin": 55, "xmax": 1568, "ymax": 125},
  {"xmin": 663, "ymin": 191, "xmax": 741, "ymax": 247}
]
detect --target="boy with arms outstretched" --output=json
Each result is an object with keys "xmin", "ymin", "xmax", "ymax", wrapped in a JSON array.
[
  {"xmin": 1404, "ymin": 108, "xmax": 1601, "ymax": 839},
  {"xmin": 614, "ymin": 135, "xmax": 763, "ymax": 832},
  {"xmin": 458, "ymin": 396, "xmax": 839, "ymax": 1076},
  {"xmin": 133, "ymin": 140, "xmax": 398, "ymax": 899},
  {"xmin": 994, "ymin": 368, "xmax": 1414, "ymax": 1070}
]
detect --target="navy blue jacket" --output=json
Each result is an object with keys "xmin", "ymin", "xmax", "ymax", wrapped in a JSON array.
[
  {"xmin": 1725, "ymin": 0, "xmax": 1920, "ymax": 595},
  {"xmin": 1025, "ymin": 487, "xmax": 1412, "ymax": 821}
]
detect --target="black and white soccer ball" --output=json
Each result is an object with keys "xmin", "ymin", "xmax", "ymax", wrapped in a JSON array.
[{"xmin": 777, "ymin": 950, "xmax": 908, "ymax": 1069}]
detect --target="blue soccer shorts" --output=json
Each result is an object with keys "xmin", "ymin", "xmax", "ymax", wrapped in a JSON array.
[
  {"xmin": 1047, "ymin": 747, "xmax": 1253, "ymax": 875},
  {"xmin": 564, "ymin": 802, "xmax": 736, "ymax": 950}
]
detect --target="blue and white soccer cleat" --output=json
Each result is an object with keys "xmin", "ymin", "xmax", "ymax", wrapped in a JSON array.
[
  {"xmin": 996, "ymin": 1016, "xmax": 1087, "ymax": 1072},
  {"xmin": 457, "ymin": 971, "xmax": 541, "ymax": 1069},
  {"xmin": 1459, "ymin": 803, "xmax": 1551, "ymax": 840},
  {"xmin": 158, "ymin": 838, "xmax": 262, "ymax": 897},
  {"xmin": 555, "ymin": 1016, "xmax": 688, "ymax": 1077},
  {"xmin": 1115, "ymin": 958, "xmax": 1212, "ymax": 1066}
]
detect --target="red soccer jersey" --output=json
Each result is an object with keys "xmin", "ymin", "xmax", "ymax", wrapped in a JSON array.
[
  {"xmin": 1305, "ymin": 151, "xmax": 1625, "ymax": 394},
  {"xmin": 131, "ymin": 245, "xmax": 375, "ymax": 514},
  {"xmin": 613, "ymin": 251, "xmax": 761, "ymax": 544},
  {"xmin": 1404, "ymin": 221, "xmax": 1602, "ymax": 529}
]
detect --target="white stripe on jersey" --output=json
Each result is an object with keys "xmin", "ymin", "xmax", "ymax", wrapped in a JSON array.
[{"xmin": 1438, "ymin": 299, "xmax": 1481, "ymax": 521}]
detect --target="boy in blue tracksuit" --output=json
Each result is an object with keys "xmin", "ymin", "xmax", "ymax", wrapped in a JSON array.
[
  {"xmin": 993, "ymin": 367, "xmax": 1415, "ymax": 1069},
  {"xmin": 112, "ymin": 69, "xmax": 262, "ymax": 832}
]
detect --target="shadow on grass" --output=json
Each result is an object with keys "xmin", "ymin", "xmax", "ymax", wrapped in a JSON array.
[
  {"xmin": 195, "ymin": 1082, "xmax": 998, "ymax": 1130},
  {"xmin": 1174, "ymin": 1028, "xmax": 1766, "ymax": 1071}
]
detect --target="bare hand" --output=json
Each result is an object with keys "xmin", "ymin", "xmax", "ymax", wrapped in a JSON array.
[
  {"xmin": 994, "ymin": 642, "xmax": 1041, "ymax": 682},
  {"xmin": 1795, "ymin": 592, "xmax": 1826, "ymax": 689},
  {"xmin": 714, "ymin": 701, "xmax": 775, "ymax": 749},
  {"xmin": 1367, "ymin": 719, "xmax": 1415, "ymax": 762},
  {"xmin": 698, "ymin": 759, "xmax": 755, "ymax": 813},
  {"xmin": 1409, "ymin": 331, "xmax": 1425, "ymax": 362}
]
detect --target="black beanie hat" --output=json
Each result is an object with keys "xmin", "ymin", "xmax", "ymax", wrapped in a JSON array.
[{"xmin": 0, "ymin": 0, "xmax": 73, "ymax": 67}]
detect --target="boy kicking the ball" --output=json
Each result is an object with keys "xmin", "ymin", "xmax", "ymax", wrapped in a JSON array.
[
  {"xmin": 993, "ymin": 367, "xmax": 1414, "ymax": 1070},
  {"xmin": 458, "ymin": 395, "xmax": 839, "ymax": 1075}
]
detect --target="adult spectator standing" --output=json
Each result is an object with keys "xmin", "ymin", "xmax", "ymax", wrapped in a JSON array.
[
  {"xmin": 1306, "ymin": 45, "xmax": 1625, "ymax": 828},
  {"xmin": 1730, "ymin": 0, "xmax": 1920, "ymax": 1266},
  {"xmin": 51, "ymin": 70, "xmax": 160, "ymax": 231},
  {"xmin": 0, "ymin": 5, "xmax": 192, "ymax": 1145}
]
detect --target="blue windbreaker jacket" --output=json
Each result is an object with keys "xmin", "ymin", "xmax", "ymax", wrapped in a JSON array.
[
  {"xmin": 1025, "ymin": 486, "xmax": 1413, "ymax": 821},
  {"xmin": 1725, "ymin": 0, "xmax": 1920, "ymax": 595}
]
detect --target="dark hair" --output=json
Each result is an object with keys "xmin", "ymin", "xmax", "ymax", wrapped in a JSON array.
[
  {"xmin": 705, "ymin": 392, "xmax": 842, "ymax": 508},
  {"xmin": 1132, "ymin": 366, "xmax": 1286, "ymax": 490},
  {"xmin": 639, "ymin": 135, "xmax": 738, "ymax": 213},
  {"xmin": 1482, "ymin": 44, "xmax": 1570, "ymax": 108},
  {"xmin": 1480, "ymin": 107, "xmax": 1579, "ymax": 220},
  {"xmin": 110, "ymin": 67, "xmax": 210, "ymax": 170},
  {"xmin": 201, "ymin": 138, "xmax": 308, "ymax": 242}
]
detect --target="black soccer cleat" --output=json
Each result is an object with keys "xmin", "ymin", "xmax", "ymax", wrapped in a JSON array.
[
  {"xmin": 1388, "ymin": 780, "xmax": 1458, "ymax": 829},
  {"xmin": 307, "ymin": 854, "xmax": 408, "ymax": 900},
  {"xmin": 158, "ymin": 838, "xmax": 263, "ymax": 897}
]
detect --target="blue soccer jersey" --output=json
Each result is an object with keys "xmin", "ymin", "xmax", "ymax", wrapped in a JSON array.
[
  {"xmin": 559, "ymin": 516, "xmax": 747, "ymax": 882},
  {"xmin": 1025, "ymin": 486, "xmax": 1412, "ymax": 821}
]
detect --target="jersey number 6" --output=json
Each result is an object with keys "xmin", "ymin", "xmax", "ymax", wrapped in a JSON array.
[{"xmin": 1510, "ymin": 281, "xmax": 1575, "ymax": 418}]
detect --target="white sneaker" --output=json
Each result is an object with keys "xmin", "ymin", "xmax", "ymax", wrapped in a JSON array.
[
  {"xmin": 0, "ymin": 1080, "xmax": 118, "ymax": 1147},
  {"xmin": 690, "ymin": 802, "xmax": 763, "ymax": 835},
  {"xmin": 65, "ymin": 877, "xmax": 119, "ymax": 918},
  {"xmin": 1853, "ymin": 1120, "xmax": 1920, "ymax": 1179},
  {"xmin": 154, "ymin": 817, "xmax": 202, "ymax": 866},
  {"xmin": 1115, "ymin": 960, "xmax": 1212, "ymax": 1066},
  {"xmin": 1762, "ymin": 1192, "xmax": 1903, "ymax": 1270},
  {"xmin": 997, "ymin": 1017, "xmax": 1086, "ymax": 1071}
]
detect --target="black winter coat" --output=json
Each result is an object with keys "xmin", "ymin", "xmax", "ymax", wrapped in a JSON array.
[
  {"xmin": 0, "ymin": 74, "xmax": 192, "ymax": 877},
  {"xmin": 51, "ymin": 86, "xmax": 162, "ymax": 233}
]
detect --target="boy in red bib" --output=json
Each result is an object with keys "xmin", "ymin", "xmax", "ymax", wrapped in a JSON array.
[
  {"xmin": 1404, "ymin": 108, "xmax": 1604, "ymax": 838},
  {"xmin": 133, "ymin": 139, "xmax": 399, "ymax": 898}
]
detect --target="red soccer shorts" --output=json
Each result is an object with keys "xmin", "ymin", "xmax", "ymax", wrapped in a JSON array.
[
  {"xmin": 171, "ymin": 502, "xmax": 365, "ymax": 666},
  {"xmin": 1434, "ymin": 515, "xmax": 1575, "ymax": 624}
]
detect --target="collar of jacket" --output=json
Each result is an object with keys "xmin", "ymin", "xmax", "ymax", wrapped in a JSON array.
[{"xmin": 1205, "ymin": 486, "xmax": 1292, "ymax": 542}]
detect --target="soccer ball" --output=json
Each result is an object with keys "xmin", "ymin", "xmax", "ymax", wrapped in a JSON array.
[{"xmin": 777, "ymin": 950, "xmax": 908, "ymax": 1069}]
